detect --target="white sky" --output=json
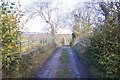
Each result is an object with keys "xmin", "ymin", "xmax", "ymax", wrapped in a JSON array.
[
  {"xmin": 5, "ymin": 0, "xmax": 117, "ymax": 34},
  {"xmin": 11, "ymin": 0, "xmax": 88, "ymax": 34}
]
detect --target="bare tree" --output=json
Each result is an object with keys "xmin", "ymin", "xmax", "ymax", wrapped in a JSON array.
[
  {"xmin": 24, "ymin": 0, "xmax": 69, "ymax": 46},
  {"xmin": 67, "ymin": 2, "xmax": 93, "ymax": 37},
  {"xmin": 25, "ymin": 0, "xmax": 68, "ymax": 34}
]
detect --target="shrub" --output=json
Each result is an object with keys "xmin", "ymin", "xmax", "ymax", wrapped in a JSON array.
[{"xmin": 85, "ymin": 23, "xmax": 120, "ymax": 78}]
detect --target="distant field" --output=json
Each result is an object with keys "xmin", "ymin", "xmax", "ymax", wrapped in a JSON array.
[
  {"xmin": 20, "ymin": 33, "xmax": 72, "ymax": 43},
  {"xmin": 17, "ymin": 32, "xmax": 72, "ymax": 52}
]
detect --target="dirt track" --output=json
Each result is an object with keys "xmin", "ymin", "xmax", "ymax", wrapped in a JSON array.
[{"xmin": 33, "ymin": 46, "xmax": 90, "ymax": 78}]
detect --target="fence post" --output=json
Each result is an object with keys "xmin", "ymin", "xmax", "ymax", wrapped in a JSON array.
[
  {"xmin": 28, "ymin": 32, "xmax": 30, "ymax": 51},
  {"xmin": 20, "ymin": 42, "xmax": 21, "ymax": 52},
  {"xmin": 39, "ymin": 33, "xmax": 41, "ymax": 47},
  {"xmin": 34, "ymin": 32, "xmax": 35, "ymax": 49},
  {"xmin": 20, "ymin": 33, "xmax": 22, "ymax": 52}
]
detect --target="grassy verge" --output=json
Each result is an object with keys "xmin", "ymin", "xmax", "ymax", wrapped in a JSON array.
[
  {"xmin": 2, "ymin": 44, "xmax": 55, "ymax": 78},
  {"xmin": 56, "ymin": 48, "xmax": 68, "ymax": 78},
  {"xmin": 23, "ymin": 45, "xmax": 55, "ymax": 78}
]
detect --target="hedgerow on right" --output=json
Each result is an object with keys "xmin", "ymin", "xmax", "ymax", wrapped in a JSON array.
[
  {"xmin": 84, "ymin": 21, "xmax": 120, "ymax": 78},
  {"xmin": 79, "ymin": 2, "xmax": 120, "ymax": 78}
]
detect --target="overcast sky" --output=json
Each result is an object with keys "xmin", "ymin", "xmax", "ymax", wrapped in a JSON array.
[
  {"xmin": 17, "ymin": 0, "xmax": 83, "ymax": 34},
  {"xmin": 2, "ymin": 0, "xmax": 117, "ymax": 33},
  {"xmin": 9, "ymin": 0, "xmax": 92, "ymax": 34}
]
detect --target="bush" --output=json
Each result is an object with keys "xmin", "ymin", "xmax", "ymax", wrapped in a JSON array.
[
  {"xmin": 1, "ymin": 2, "xmax": 22, "ymax": 77},
  {"xmin": 2, "ymin": 44, "xmax": 55, "ymax": 78},
  {"xmin": 85, "ymin": 24, "xmax": 120, "ymax": 78}
]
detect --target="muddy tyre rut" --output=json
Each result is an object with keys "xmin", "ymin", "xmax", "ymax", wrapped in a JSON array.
[{"xmin": 33, "ymin": 46, "xmax": 90, "ymax": 78}]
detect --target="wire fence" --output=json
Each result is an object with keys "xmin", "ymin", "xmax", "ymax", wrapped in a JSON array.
[
  {"xmin": 3, "ymin": 32, "xmax": 72, "ymax": 56},
  {"xmin": 16, "ymin": 32, "xmax": 52, "ymax": 54}
]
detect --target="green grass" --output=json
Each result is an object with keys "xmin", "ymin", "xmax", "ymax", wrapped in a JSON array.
[
  {"xmin": 2, "ymin": 44, "xmax": 55, "ymax": 78},
  {"xmin": 56, "ymin": 68, "xmax": 68, "ymax": 78},
  {"xmin": 56, "ymin": 48, "xmax": 69, "ymax": 78},
  {"xmin": 60, "ymin": 49, "xmax": 68, "ymax": 62}
]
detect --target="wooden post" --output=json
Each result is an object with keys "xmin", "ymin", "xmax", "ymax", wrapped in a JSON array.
[{"xmin": 28, "ymin": 32, "xmax": 30, "ymax": 51}]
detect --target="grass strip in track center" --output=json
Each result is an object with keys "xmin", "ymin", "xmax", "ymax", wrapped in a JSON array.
[
  {"xmin": 60, "ymin": 49, "xmax": 68, "ymax": 63},
  {"xmin": 56, "ymin": 48, "xmax": 69, "ymax": 78}
]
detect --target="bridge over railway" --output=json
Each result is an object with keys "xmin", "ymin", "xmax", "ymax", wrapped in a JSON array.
[
  {"xmin": 33, "ymin": 46, "xmax": 90, "ymax": 78},
  {"xmin": 2, "ymin": 31, "xmax": 90, "ymax": 78},
  {"xmin": 1, "ymin": 0, "xmax": 119, "ymax": 78}
]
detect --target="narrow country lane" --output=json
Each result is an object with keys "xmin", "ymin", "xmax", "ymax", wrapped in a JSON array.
[
  {"xmin": 33, "ymin": 46, "xmax": 90, "ymax": 78},
  {"xmin": 34, "ymin": 48, "xmax": 63, "ymax": 78}
]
